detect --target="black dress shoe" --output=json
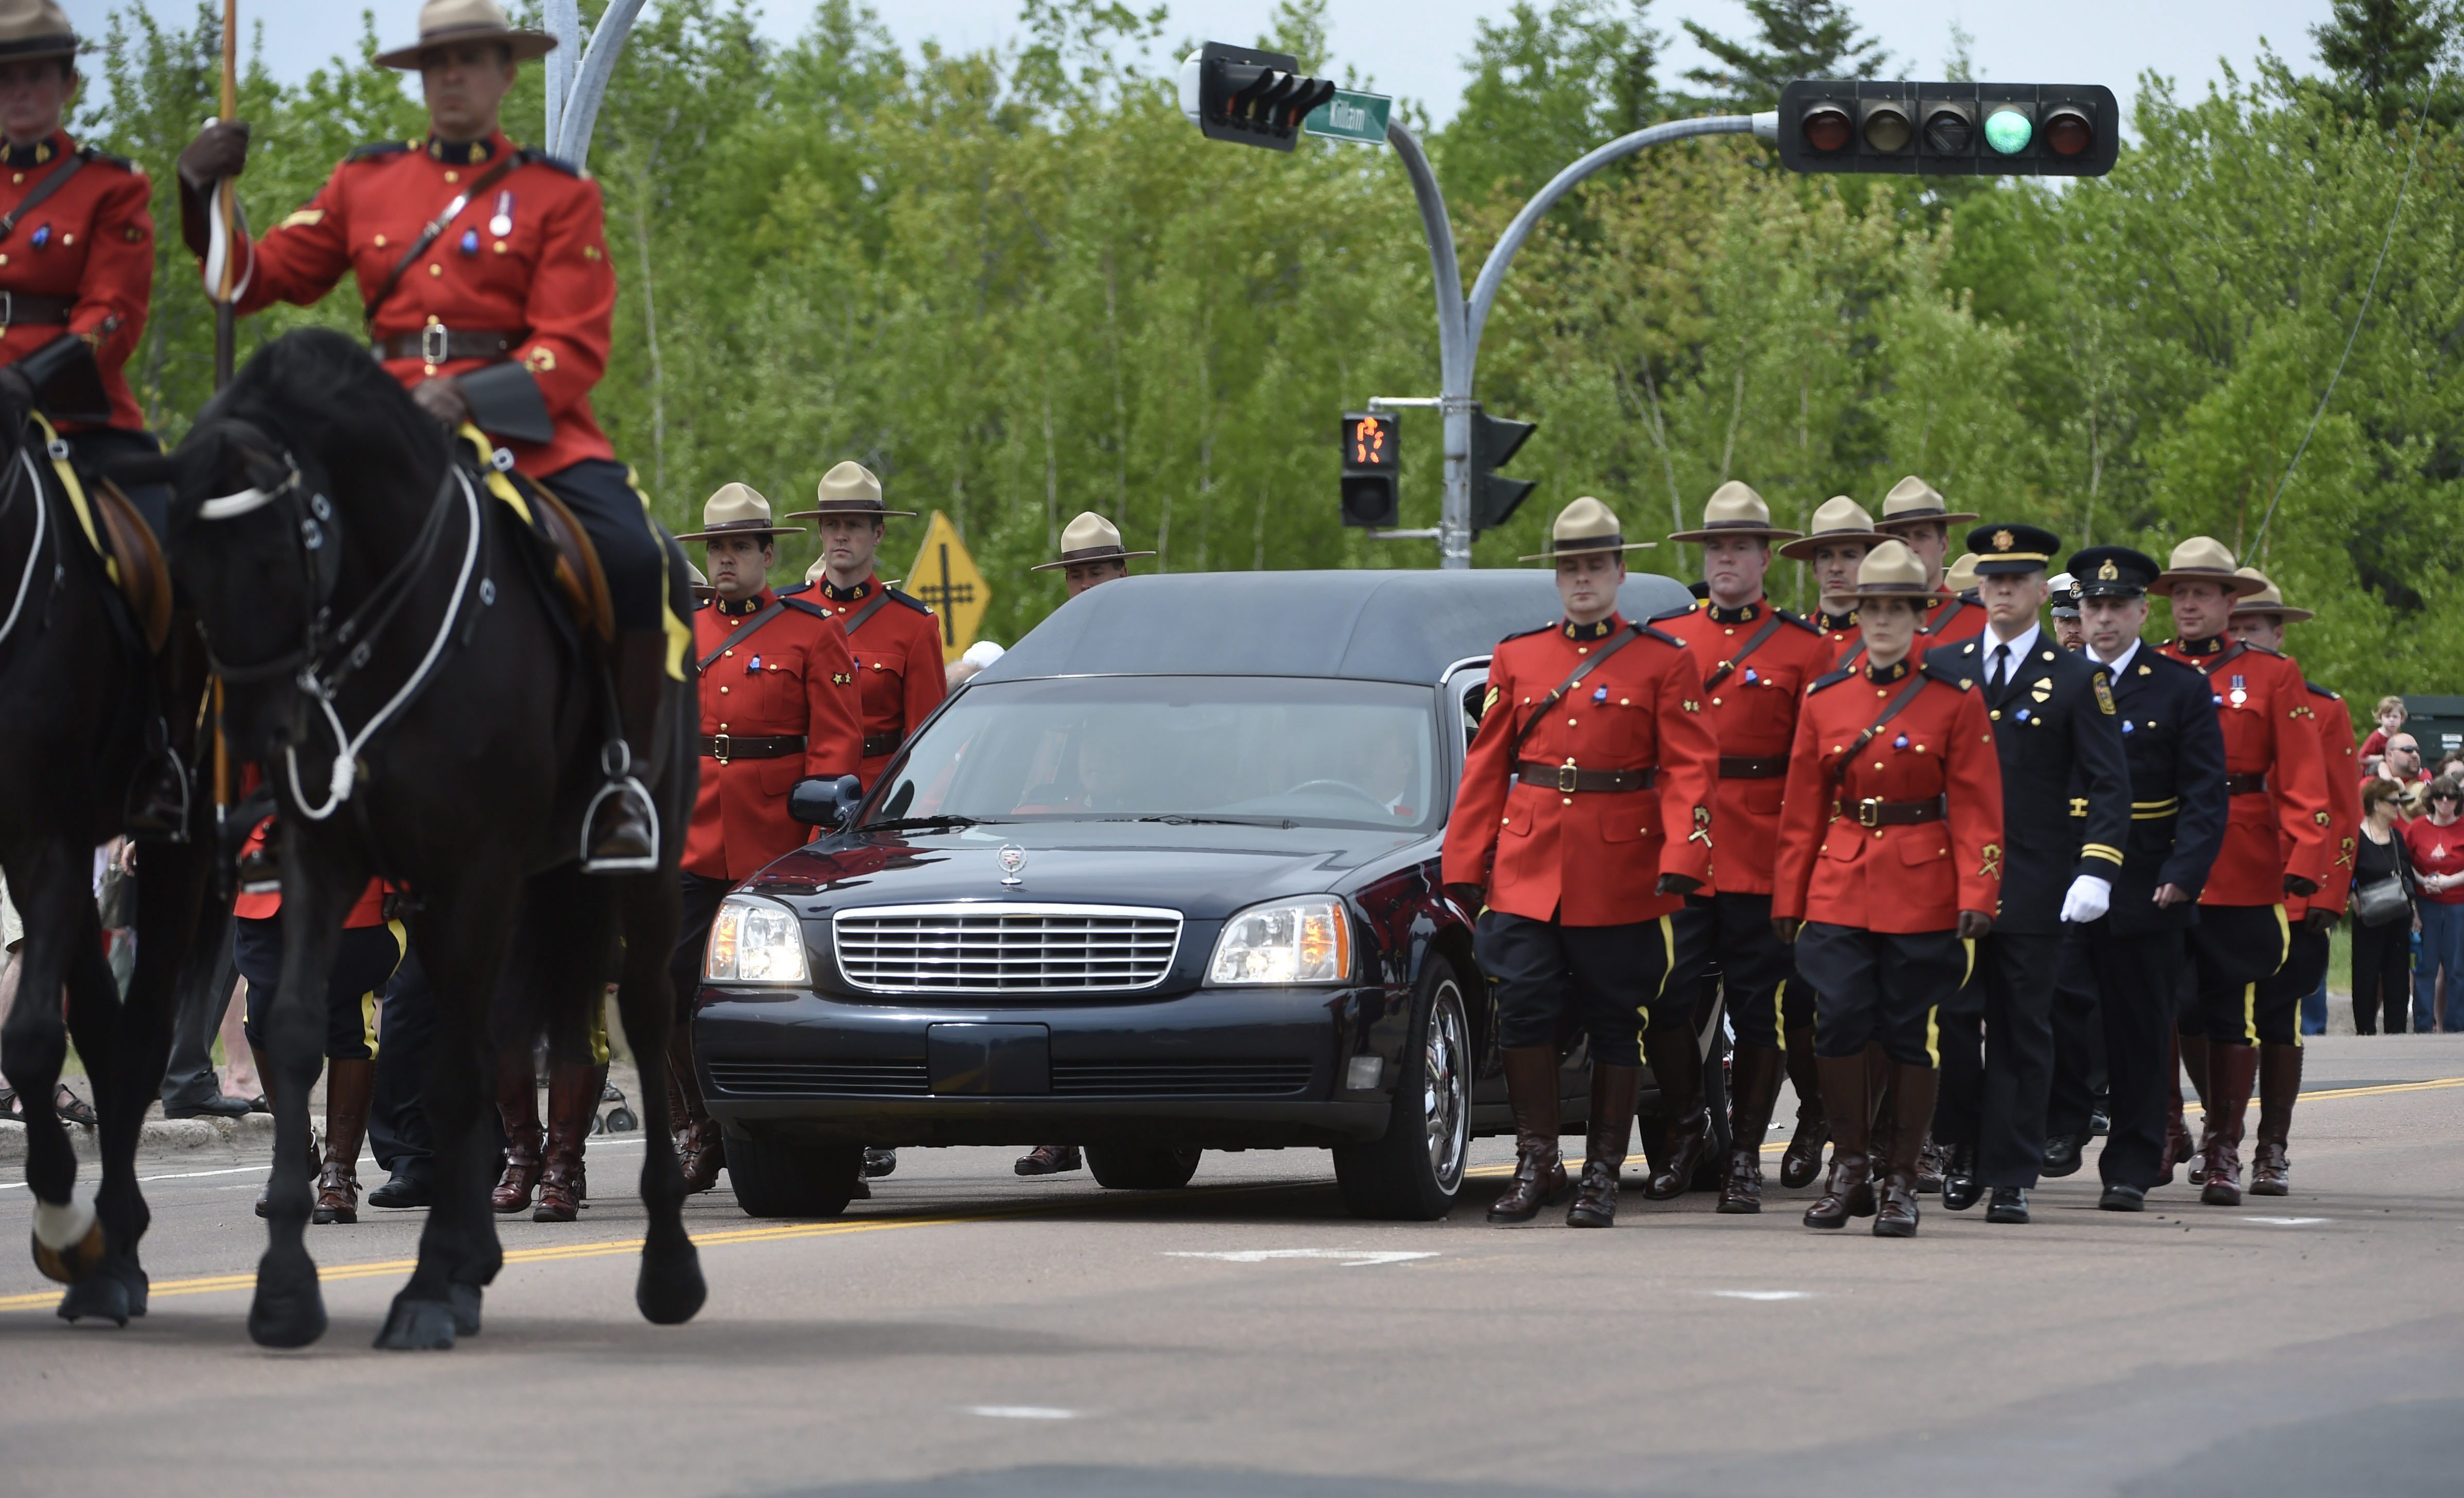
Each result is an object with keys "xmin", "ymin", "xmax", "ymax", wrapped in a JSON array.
[
  {"xmin": 1987, "ymin": 1186, "xmax": 2030, "ymax": 1224},
  {"xmin": 2098, "ymin": 1183, "xmax": 2146, "ymax": 1212},
  {"xmin": 366, "ymin": 1166, "xmax": 433, "ymax": 1209},
  {"xmin": 163, "ymin": 1093, "xmax": 254, "ymax": 1120},
  {"xmin": 1939, "ymin": 1145, "xmax": 1982, "ymax": 1211},
  {"xmin": 2089, "ymin": 1104, "xmax": 2111, "ymax": 1137},
  {"xmin": 2041, "ymin": 1132, "xmax": 2085, "ymax": 1178},
  {"xmin": 863, "ymin": 1147, "xmax": 898, "ymax": 1179}
]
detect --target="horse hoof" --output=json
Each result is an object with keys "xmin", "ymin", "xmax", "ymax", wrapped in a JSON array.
[
  {"xmin": 374, "ymin": 1295, "xmax": 459, "ymax": 1351},
  {"xmin": 248, "ymin": 1246, "xmax": 328, "ymax": 1349},
  {"xmin": 55, "ymin": 1273, "xmax": 131, "ymax": 1327},
  {"xmin": 30, "ymin": 1202, "xmax": 105, "ymax": 1285},
  {"xmin": 636, "ymin": 1238, "xmax": 706, "ymax": 1326},
  {"xmin": 448, "ymin": 1283, "xmax": 483, "ymax": 1337}
]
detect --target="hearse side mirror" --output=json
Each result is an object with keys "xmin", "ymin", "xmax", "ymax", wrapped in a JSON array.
[{"xmin": 791, "ymin": 774, "xmax": 866, "ymax": 828}]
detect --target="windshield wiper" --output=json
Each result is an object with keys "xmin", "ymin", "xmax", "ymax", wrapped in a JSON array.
[
  {"xmin": 861, "ymin": 814, "xmax": 991, "ymax": 832},
  {"xmin": 1113, "ymin": 814, "xmax": 1297, "ymax": 829}
]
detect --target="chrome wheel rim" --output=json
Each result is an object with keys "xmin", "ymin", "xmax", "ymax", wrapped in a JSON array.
[{"xmin": 1424, "ymin": 982, "xmax": 1469, "ymax": 1192}]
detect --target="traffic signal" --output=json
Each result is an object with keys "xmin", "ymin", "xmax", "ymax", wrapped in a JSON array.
[
  {"xmin": 1469, "ymin": 413, "xmax": 1536, "ymax": 533},
  {"xmin": 1340, "ymin": 412, "xmax": 1399, "ymax": 528},
  {"xmin": 1179, "ymin": 43, "xmax": 1339, "ymax": 152},
  {"xmin": 1777, "ymin": 81, "xmax": 2118, "ymax": 177}
]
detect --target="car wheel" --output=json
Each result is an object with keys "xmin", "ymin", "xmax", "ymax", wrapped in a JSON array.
[
  {"xmin": 1332, "ymin": 955, "xmax": 1471, "ymax": 1220},
  {"xmin": 1083, "ymin": 1142, "xmax": 1203, "ymax": 1190},
  {"xmin": 723, "ymin": 1132, "xmax": 864, "ymax": 1218}
]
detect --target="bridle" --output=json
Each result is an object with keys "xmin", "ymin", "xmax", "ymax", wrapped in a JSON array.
[
  {"xmin": 193, "ymin": 440, "xmax": 487, "ymax": 820},
  {"xmin": 0, "ymin": 438, "xmax": 53, "ymax": 653}
]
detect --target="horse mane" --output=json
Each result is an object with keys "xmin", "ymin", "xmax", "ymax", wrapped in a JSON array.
[{"xmin": 201, "ymin": 328, "xmax": 448, "ymax": 492}]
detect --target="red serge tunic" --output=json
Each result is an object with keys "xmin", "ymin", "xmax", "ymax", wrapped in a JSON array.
[
  {"xmin": 0, "ymin": 132, "xmax": 152, "ymax": 431},
  {"xmin": 2158, "ymin": 637, "xmax": 2332, "ymax": 907},
  {"xmin": 2287, "ymin": 674, "xmax": 2360, "ymax": 919},
  {"xmin": 1442, "ymin": 615, "xmax": 1720, "ymax": 928},
  {"xmin": 222, "ymin": 131, "xmax": 613, "ymax": 479},
  {"xmin": 682, "ymin": 590, "xmax": 866, "ymax": 882},
  {"xmin": 1920, "ymin": 588, "xmax": 1988, "ymax": 646},
  {"xmin": 791, "ymin": 575, "xmax": 948, "ymax": 789},
  {"xmin": 1774, "ymin": 658, "xmax": 2004, "ymax": 934},
  {"xmin": 1651, "ymin": 597, "xmax": 1835, "ymax": 896}
]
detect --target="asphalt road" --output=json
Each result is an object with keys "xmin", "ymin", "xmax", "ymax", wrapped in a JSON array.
[{"xmin": 5, "ymin": 1034, "xmax": 2462, "ymax": 1498}]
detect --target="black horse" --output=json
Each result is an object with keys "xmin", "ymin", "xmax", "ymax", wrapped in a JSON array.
[
  {"xmin": 157, "ymin": 328, "xmax": 703, "ymax": 1349},
  {"xmin": 0, "ymin": 385, "xmax": 224, "ymax": 1326}
]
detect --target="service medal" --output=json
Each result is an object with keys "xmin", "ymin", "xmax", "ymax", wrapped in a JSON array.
[{"xmin": 489, "ymin": 190, "xmax": 514, "ymax": 239}]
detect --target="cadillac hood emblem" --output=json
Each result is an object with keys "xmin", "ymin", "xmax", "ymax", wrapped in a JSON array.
[{"xmin": 997, "ymin": 844, "xmax": 1028, "ymax": 886}]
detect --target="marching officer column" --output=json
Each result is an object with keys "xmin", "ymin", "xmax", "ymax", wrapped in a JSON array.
[
  {"xmin": 1773, "ymin": 540, "xmax": 2003, "ymax": 1238},
  {"xmin": 1652, "ymin": 483, "xmax": 1834, "ymax": 1213},
  {"xmin": 2152, "ymin": 538, "xmax": 2331, "ymax": 1206},
  {"xmin": 2230, "ymin": 569, "xmax": 2357, "ymax": 1196},
  {"xmin": 660, "ymin": 484, "xmax": 863, "ymax": 1195},
  {"xmin": 1922, "ymin": 524, "xmax": 2130, "ymax": 1225},
  {"xmin": 1442, "ymin": 497, "xmax": 1718, "ymax": 1229}
]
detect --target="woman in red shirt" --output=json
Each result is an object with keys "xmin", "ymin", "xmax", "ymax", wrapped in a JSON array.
[{"xmin": 2404, "ymin": 781, "xmax": 2464, "ymax": 1032}]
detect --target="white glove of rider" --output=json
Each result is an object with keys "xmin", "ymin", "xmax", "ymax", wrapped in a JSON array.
[{"xmin": 2060, "ymin": 874, "xmax": 2112, "ymax": 924}]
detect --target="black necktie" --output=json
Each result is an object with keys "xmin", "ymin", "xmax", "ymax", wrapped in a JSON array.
[{"xmin": 1990, "ymin": 643, "xmax": 2010, "ymax": 695}]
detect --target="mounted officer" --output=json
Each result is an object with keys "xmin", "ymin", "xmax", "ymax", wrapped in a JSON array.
[{"xmin": 174, "ymin": 0, "xmax": 680, "ymax": 873}]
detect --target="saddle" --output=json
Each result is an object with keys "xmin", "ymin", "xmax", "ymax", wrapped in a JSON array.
[
  {"xmin": 36, "ymin": 417, "xmax": 172, "ymax": 654},
  {"xmin": 463, "ymin": 440, "xmax": 614, "ymax": 645}
]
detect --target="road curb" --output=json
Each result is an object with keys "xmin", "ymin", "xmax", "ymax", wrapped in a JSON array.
[{"xmin": 0, "ymin": 1111, "xmax": 275, "ymax": 1165}]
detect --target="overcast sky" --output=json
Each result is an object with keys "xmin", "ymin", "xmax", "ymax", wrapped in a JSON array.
[{"xmin": 67, "ymin": 1, "xmax": 2341, "ymax": 129}]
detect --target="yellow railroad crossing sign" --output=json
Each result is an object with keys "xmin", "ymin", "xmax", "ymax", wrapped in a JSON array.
[{"xmin": 905, "ymin": 510, "xmax": 990, "ymax": 663}]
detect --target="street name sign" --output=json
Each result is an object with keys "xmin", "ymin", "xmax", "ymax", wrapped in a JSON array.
[{"xmin": 1304, "ymin": 89, "xmax": 1391, "ymax": 145}]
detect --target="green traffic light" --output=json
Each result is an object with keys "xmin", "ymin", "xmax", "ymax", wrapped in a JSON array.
[{"xmin": 1984, "ymin": 108, "xmax": 2032, "ymax": 155}]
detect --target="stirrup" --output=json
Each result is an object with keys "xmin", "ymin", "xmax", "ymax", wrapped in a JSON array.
[
  {"xmin": 123, "ymin": 741, "xmax": 194, "ymax": 843},
  {"xmin": 578, "ymin": 741, "xmax": 659, "ymax": 875}
]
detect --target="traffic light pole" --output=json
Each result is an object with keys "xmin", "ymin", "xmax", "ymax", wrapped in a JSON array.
[{"xmin": 1383, "ymin": 112, "xmax": 1775, "ymax": 567}]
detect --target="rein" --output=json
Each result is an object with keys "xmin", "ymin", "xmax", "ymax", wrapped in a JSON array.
[{"xmin": 0, "ymin": 442, "xmax": 50, "ymax": 651}]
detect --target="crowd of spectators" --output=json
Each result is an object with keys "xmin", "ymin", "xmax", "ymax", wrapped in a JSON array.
[{"xmin": 2351, "ymin": 698, "xmax": 2464, "ymax": 1035}]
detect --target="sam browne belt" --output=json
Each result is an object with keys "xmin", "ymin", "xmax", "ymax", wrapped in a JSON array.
[
  {"xmin": 862, "ymin": 732, "xmax": 901, "ymax": 758},
  {"xmin": 703, "ymin": 733, "xmax": 803, "ymax": 764},
  {"xmin": 0, "ymin": 291, "xmax": 75, "ymax": 327},
  {"xmin": 1833, "ymin": 793, "xmax": 1947, "ymax": 827},
  {"xmin": 372, "ymin": 325, "xmax": 524, "ymax": 364},
  {"xmin": 1719, "ymin": 754, "xmax": 1787, "ymax": 779},
  {"xmin": 1516, "ymin": 760, "xmax": 1657, "ymax": 794},
  {"xmin": 2224, "ymin": 773, "xmax": 2269, "ymax": 795}
]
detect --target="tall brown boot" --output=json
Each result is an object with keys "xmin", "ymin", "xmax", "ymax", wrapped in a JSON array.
[
  {"xmin": 491, "ymin": 1046, "xmax": 544, "ymax": 1214},
  {"xmin": 2250, "ymin": 1043, "xmax": 2302, "ymax": 1196},
  {"xmin": 534, "ymin": 1061, "xmax": 604, "ymax": 1222},
  {"xmin": 2181, "ymin": 1031, "xmax": 2213, "ymax": 1185},
  {"xmin": 2199, "ymin": 1043, "xmax": 2259, "ymax": 1207},
  {"xmin": 583, "ymin": 628, "xmax": 668, "ymax": 873},
  {"xmin": 1873, "ymin": 1063, "xmax": 1939, "ymax": 1238},
  {"xmin": 313, "ymin": 1057, "xmax": 375, "ymax": 1225},
  {"xmin": 1778, "ymin": 1026, "xmax": 1828, "ymax": 1189},
  {"xmin": 1488, "ymin": 1046, "xmax": 1569, "ymax": 1224},
  {"xmin": 1718, "ymin": 1042, "xmax": 1786, "ymax": 1214},
  {"xmin": 1642, "ymin": 1027, "xmax": 1710, "ymax": 1200},
  {"xmin": 1803, "ymin": 1051, "xmax": 1874, "ymax": 1229},
  {"xmin": 1568, "ymin": 1063, "xmax": 1642, "ymax": 1227},
  {"xmin": 253, "ymin": 1045, "xmax": 320, "ymax": 1219},
  {"xmin": 2159, "ymin": 1032, "xmax": 2192, "ymax": 1187},
  {"xmin": 665, "ymin": 1022, "xmax": 721, "ymax": 1194}
]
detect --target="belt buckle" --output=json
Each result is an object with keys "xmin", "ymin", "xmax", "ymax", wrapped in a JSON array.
[
  {"xmin": 420, "ymin": 321, "xmax": 449, "ymax": 365},
  {"xmin": 1557, "ymin": 761, "xmax": 1579, "ymax": 794},
  {"xmin": 711, "ymin": 732, "xmax": 730, "ymax": 764},
  {"xmin": 1856, "ymin": 797, "xmax": 1883, "ymax": 828},
  {"xmin": 0, "ymin": 290, "xmax": 12, "ymax": 328}
]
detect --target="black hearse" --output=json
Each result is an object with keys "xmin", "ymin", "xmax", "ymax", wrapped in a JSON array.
[{"xmin": 690, "ymin": 568, "xmax": 1717, "ymax": 1219}]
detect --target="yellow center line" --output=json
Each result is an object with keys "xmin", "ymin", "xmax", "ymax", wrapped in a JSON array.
[{"xmin": 9, "ymin": 1077, "xmax": 2458, "ymax": 1314}]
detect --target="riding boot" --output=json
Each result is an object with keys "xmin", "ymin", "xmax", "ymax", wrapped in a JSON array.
[
  {"xmin": 1803, "ymin": 1051, "xmax": 1873, "ymax": 1229},
  {"xmin": 534, "ymin": 1061, "xmax": 601, "ymax": 1222},
  {"xmin": 1718, "ymin": 1042, "xmax": 1785, "ymax": 1214},
  {"xmin": 2250, "ymin": 1043, "xmax": 2302, "ymax": 1197},
  {"xmin": 1641, "ymin": 1027, "xmax": 1710, "ymax": 1200},
  {"xmin": 1778, "ymin": 1025, "xmax": 1828, "ymax": 1189},
  {"xmin": 491, "ymin": 1047, "xmax": 544, "ymax": 1214},
  {"xmin": 664, "ymin": 1021, "xmax": 721, "ymax": 1194},
  {"xmin": 2198, "ymin": 1043, "xmax": 2259, "ymax": 1207},
  {"xmin": 253, "ymin": 1046, "xmax": 320, "ymax": 1218},
  {"xmin": 1873, "ymin": 1063, "xmax": 1938, "ymax": 1239},
  {"xmin": 582, "ymin": 628, "xmax": 668, "ymax": 874},
  {"xmin": 312, "ymin": 1058, "xmax": 374, "ymax": 1225},
  {"xmin": 1917, "ymin": 1130, "xmax": 1948, "ymax": 1196},
  {"xmin": 2159, "ymin": 1033, "xmax": 2192, "ymax": 1187},
  {"xmin": 2181, "ymin": 1030, "xmax": 2212, "ymax": 1186},
  {"xmin": 1864, "ymin": 1043, "xmax": 1896, "ymax": 1194},
  {"xmin": 1487, "ymin": 1046, "xmax": 1569, "ymax": 1224},
  {"xmin": 124, "ymin": 746, "xmax": 191, "ymax": 840},
  {"xmin": 1568, "ymin": 1063, "xmax": 1642, "ymax": 1227}
]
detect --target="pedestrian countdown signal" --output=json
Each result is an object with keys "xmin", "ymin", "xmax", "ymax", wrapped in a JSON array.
[
  {"xmin": 1340, "ymin": 412, "xmax": 1400, "ymax": 529},
  {"xmin": 1778, "ymin": 81, "xmax": 2118, "ymax": 178}
]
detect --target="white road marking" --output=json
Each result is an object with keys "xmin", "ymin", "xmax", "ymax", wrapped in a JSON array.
[
  {"xmin": 1166, "ymin": 1249, "xmax": 1440, "ymax": 1268},
  {"xmin": 1708, "ymin": 1289, "xmax": 1811, "ymax": 1301},
  {"xmin": 2243, "ymin": 1216, "xmax": 2328, "ymax": 1225},
  {"xmin": 965, "ymin": 1406, "xmax": 1080, "ymax": 1420}
]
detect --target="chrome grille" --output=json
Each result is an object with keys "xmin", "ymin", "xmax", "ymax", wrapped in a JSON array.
[
  {"xmin": 1051, "ymin": 1060, "xmax": 1315, "ymax": 1097},
  {"xmin": 833, "ymin": 903, "xmax": 1183, "ymax": 994},
  {"xmin": 706, "ymin": 1059, "xmax": 930, "ymax": 1097}
]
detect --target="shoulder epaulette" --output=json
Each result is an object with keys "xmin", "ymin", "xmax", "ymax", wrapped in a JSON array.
[
  {"xmin": 2307, "ymin": 680, "xmax": 2340, "ymax": 700},
  {"xmin": 1497, "ymin": 623, "xmax": 1552, "ymax": 644},
  {"xmin": 512, "ymin": 146, "xmax": 583, "ymax": 177},
  {"xmin": 691, "ymin": 598, "xmax": 710, "ymax": 612},
  {"xmin": 76, "ymin": 145, "xmax": 135, "ymax": 172},
  {"xmin": 1921, "ymin": 659, "xmax": 1975, "ymax": 690},
  {"xmin": 779, "ymin": 596, "xmax": 832, "ymax": 622},
  {"xmin": 1638, "ymin": 624, "xmax": 1683, "ymax": 649},
  {"xmin": 1647, "ymin": 602, "xmax": 1698, "ymax": 623},
  {"xmin": 2244, "ymin": 642, "xmax": 2283, "ymax": 657},
  {"xmin": 777, "ymin": 581, "xmax": 812, "ymax": 597},
  {"xmin": 886, "ymin": 586, "xmax": 932, "ymax": 615},
  {"xmin": 346, "ymin": 140, "xmax": 414, "ymax": 163},
  {"xmin": 1806, "ymin": 667, "xmax": 1857, "ymax": 695},
  {"xmin": 1774, "ymin": 608, "xmax": 1820, "ymax": 634}
]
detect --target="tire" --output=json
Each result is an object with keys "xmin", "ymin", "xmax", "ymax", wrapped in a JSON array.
[
  {"xmin": 1083, "ymin": 1142, "xmax": 1202, "ymax": 1190},
  {"xmin": 1332, "ymin": 955, "xmax": 1471, "ymax": 1220},
  {"xmin": 724, "ymin": 1132, "xmax": 864, "ymax": 1218}
]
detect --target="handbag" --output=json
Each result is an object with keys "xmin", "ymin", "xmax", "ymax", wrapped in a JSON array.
[{"xmin": 2352, "ymin": 872, "xmax": 2410, "ymax": 928}]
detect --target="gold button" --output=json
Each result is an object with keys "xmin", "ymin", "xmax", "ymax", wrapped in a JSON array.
[
  {"xmin": 373, "ymin": 233, "xmax": 387, "ymax": 248},
  {"xmin": 493, "ymin": 241, "xmax": 507, "ymax": 254},
  {"xmin": 1874, "ymin": 761, "xmax": 1884, "ymax": 770},
  {"xmin": 719, "ymin": 723, "xmax": 727, "ymax": 730},
  {"xmin": 1990, "ymin": 709, "xmax": 2001, "ymax": 720},
  {"xmin": 1578, "ymin": 646, "xmax": 1589, "ymax": 655},
  {"xmin": 1567, "ymin": 718, "xmax": 1578, "ymax": 727},
  {"xmin": 1725, "ymin": 627, "xmax": 1736, "ymax": 636},
  {"xmin": 1619, "ymin": 698, "xmax": 1629, "ymax": 706},
  {"xmin": 1712, "ymin": 697, "xmax": 1722, "ymax": 706},
  {"xmin": 1501, "ymin": 816, "xmax": 1510, "ymax": 825},
  {"xmin": 720, "ymin": 686, "xmax": 729, "ymax": 694},
  {"xmin": 1562, "ymin": 797, "xmax": 1572, "ymax": 806},
  {"xmin": 724, "ymin": 650, "xmax": 732, "ymax": 657},
  {"xmin": 428, "ymin": 263, "xmax": 442, "ymax": 277},
  {"xmin": 444, "ymin": 170, "xmax": 459, "ymax": 183},
  {"xmin": 59, "ymin": 233, "xmax": 69, "ymax": 246},
  {"xmin": 422, "ymin": 362, "xmax": 437, "ymax": 376},
  {"xmin": 8, "ymin": 173, "xmax": 19, "ymax": 184}
]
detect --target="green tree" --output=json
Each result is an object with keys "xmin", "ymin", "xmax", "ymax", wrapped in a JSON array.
[
  {"xmin": 1680, "ymin": 0, "xmax": 1887, "ymax": 110},
  {"xmin": 2312, "ymin": 0, "xmax": 2462, "ymax": 126},
  {"xmin": 1438, "ymin": 1, "xmax": 1662, "ymax": 199}
]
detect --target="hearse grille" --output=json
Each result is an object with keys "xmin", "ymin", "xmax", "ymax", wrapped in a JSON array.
[
  {"xmin": 833, "ymin": 903, "xmax": 1183, "ymax": 994},
  {"xmin": 1050, "ymin": 1061, "xmax": 1315, "ymax": 1097},
  {"xmin": 705, "ymin": 1059, "xmax": 931, "ymax": 1097}
]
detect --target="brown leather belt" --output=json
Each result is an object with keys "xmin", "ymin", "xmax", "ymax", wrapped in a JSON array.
[
  {"xmin": 1516, "ymin": 761, "xmax": 1657, "ymax": 794},
  {"xmin": 703, "ymin": 733, "xmax": 803, "ymax": 764},
  {"xmin": 2225, "ymin": 773, "xmax": 2268, "ymax": 796},
  {"xmin": 0, "ymin": 291, "xmax": 74, "ymax": 327},
  {"xmin": 862, "ymin": 732, "xmax": 901, "ymax": 758},
  {"xmin": 1719, "ymin": 754, "xmax": 1787, "ymax": 779},
  {"xmin": 372, "ymin": 325, "xmax": 524, "ymax": 364},
  {"xmin": 1834, "ymin": 794, "xmax": 1947, "ymax": 827}
]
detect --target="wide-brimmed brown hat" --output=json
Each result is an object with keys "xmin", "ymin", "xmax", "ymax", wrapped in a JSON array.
[
  {"xmin": 1874, "ymin": 474, "xmax": 1978, "ymax": 532},
  {"xmin": 0, "ymin": 0, "xmax": 77, "ymax": 61},
  {"xmin": 375, "ymin": 0, "xmax": 555, "ymax": 69},
  {"xmin": 1840, "ymin": 539, "xmax": 1949, "ymax": 607},
  {"xmin": 2230, "ymin": 566, "xmax": 2314, "ymax": 623},
  {"xmin": 686, "ymin": 560, "xmax": 713, "ymax": 604},
  {"xmin": 1031, "ymin": 510, "xmax": 1154, "ymax": 572},
  {"xmin": 676, "ymin": 482, "xmax": 803, "ymax": 543},
  {"xmin": 2149, "ymin": 536, "xmax": 2267, "ymax": 598},
  {"xmin": 786, "ymin": 460, "xmax": 916, "ymax": 521},
  {"xmin": 1667, "ymin": 480, "xmax": 1801, "ymax": 544},
  {"xmin": 1519, "ymin": 495, "xmax": 1657, "ymax": 563},
  {"xmin": 1944, "ymin": 552, "xmax": 1980, "ymax": 592},
  {"xmin": 1776, "ymin": 495, "xmax": 1877, "ymax": 561}
]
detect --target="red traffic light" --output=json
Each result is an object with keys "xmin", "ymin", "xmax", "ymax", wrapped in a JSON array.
[
  {"xmin": 1801, "ymin": 104, "xmax": 1852, "ymax": 154},
  {"xmin": 2043, "ymin": 105, "xmax": 2094, "ymax": 156}
]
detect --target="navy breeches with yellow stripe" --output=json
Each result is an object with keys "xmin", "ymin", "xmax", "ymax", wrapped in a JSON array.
[
  {"xmin": 1474, "ymin": 911, "xmax": 1673, "ymax": 1069},
  {"xmin": 1794, "ymin": 923, "xmax": 1967, "ymax": 1068},
  {"xmin": 2182, "ymin": 904, "xmax": 2291, "ymax": 1047},
  {"xmin": 235, "ymin": 917, "xmax": 406, "ymax": 1061}
]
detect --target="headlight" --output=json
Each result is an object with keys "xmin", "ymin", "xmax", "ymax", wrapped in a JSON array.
[
  {"xmin": 704, "ymin": 895, "xmax": 810, "ymax": 984},
  {"xmin": 1208, "ymin": 897, "xmax": 1353, "ymax": 985}
]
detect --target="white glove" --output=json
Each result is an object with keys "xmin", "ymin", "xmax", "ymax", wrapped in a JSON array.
[
  {"xmin": 962, "ymin": 639, "xmax": 1006, "ymax": 668},
  {"xmin": 2060, "ymin": 874, "xmax": 2112, "ymax": 924}
]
